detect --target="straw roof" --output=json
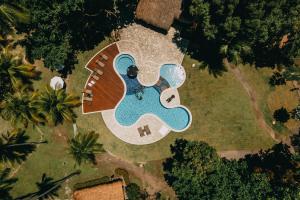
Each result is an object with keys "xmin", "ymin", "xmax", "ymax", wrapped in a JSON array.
[
  {"xmin": 73, "ymin": 180, "xmax": 125, "ymax": 200},
  {"xmin": 136, "ymin": 0, "xmax": 182, "ymax": 31}
]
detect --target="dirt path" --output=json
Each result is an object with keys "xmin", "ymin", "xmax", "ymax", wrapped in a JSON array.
[
  {"xmin": 224, "ymin": 59, "xmax": 280, "ymax": 143},
  {"xmin": 96, "ymin": 153, "xmax": 176, "ymax": 199}
]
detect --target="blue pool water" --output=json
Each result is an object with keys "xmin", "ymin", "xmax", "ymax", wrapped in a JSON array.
[
  {"xmin": 160, "ymin": 64, "xmax": 185, "ymax": 88},
  {"xmin": 114, "ymin": 54, "xmax": 191, "ymax": 131}
]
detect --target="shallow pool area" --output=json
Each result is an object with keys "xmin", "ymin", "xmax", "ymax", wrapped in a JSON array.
[
  {"xmin": 114, "ymin": 53, "xmax": 191, "ymax": 131},
  {"xmin": 160, "ymin": 64, "xmax": 186, "ymax": 88}
]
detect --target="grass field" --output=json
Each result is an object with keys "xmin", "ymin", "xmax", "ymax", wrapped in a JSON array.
[
  {"xmin": 69, "ymin": 47, "xmax": 276, "ymax": 162},
  {"xmin": 239, "ymin": 65, "xmax": 299, "ymax": 135},
  {"xmin": 9, "ymin": 38, "xmax": 298, "ymax": 198}
]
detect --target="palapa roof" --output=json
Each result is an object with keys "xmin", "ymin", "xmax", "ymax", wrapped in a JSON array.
[
  {"xmin": 136, "ymin": 0, "xmax": 182, "ymax": 31},
  {"xmin": 73, "ymin": 180, "xmax": 125, "ymax": 200}
]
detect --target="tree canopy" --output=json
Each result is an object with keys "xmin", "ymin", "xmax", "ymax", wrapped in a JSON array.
[
  {"xmin": 188, "ymin": 0, "xmax": 300, "ymax": 69},
  {"xmin": 20, "ymin": 0, "xmax": 137, "ymax": 71},
  {"xmin": 0, "ymin": 1, "xmax": 30, "ymax": 36},
  {"xmin": 164, "ymin": 139, "xmax": 300, "ymax": 200}
]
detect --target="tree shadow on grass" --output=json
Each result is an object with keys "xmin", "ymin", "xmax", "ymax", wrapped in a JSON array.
[
  {"xmin": 172, "ymin": 24, "xmax": 227, "ymax": 77},
  {"xmin": 15, "ymin": 170, "xmax": 81, "ymax": 200},
  {"xmin": 187, "ymin": 40, "xmax": 227, "ymax": 78}
]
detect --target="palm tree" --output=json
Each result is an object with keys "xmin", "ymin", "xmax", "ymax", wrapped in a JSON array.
[
  {"xmin": 0, "ymin": 2, "xmax": 30, "ymax": 35},
  {"xmin": 0, "ymin": 91, "xmax": 44, "ymax": 127},
  {"xmin": 68, "ymin": 132, "xmax": 105, "ymax": 166},
  {"xmin": 0, "ymin": 168, "xmax": 17, "ymax": 200},
  {"xmin": 0, "ymin": 129, "xmax": 47, "ymax": 165},
  {"xmin": 0, "ymin": 49, "xmax": 40, "ymax": 93},
  {"xmin": 35, "ymin": 87, "xmax": 81, "ymax": 126}
]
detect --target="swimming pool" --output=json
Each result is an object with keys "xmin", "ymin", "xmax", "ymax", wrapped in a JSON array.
[
  {"xmin": 160, "ymin": 64, "xmax": 186, "ymax": 88},
  {"xmin": 114, "ymin": 54, "xmax": 191, "ymax": 131}
]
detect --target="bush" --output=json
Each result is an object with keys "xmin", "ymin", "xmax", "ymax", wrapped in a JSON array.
[
  {"xmin": 291, "ymin": 105, "xmax": 300, "ymax": 121},
  {"xmin": 126, "ymin": 183, "xmax": 142, "ymax": 200},
  {"xmin": 273, "ymin": 107, "xmax": 290, "ymax": 123},
  {"xmin": 115, "ymin": 168, "xmax": 130, "ymax": 184},
  {"xmin": 73, "ymin": 176, "xmax": 110, "ymax": 190},
  {"xmin": 269, "ymin": 72, "xmax": 286, "ymax": 86}
]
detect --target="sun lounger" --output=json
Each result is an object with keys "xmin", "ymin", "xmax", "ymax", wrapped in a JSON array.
[
  {"xmin": 94, "ymin": 68, "xmax": 103, "ymax": 75},
  {"xmin": 83, "ymin": 89, "xmax": 92, "ymax": 94},
  {"xmin": 88, "ymin": 83, "xmax": 93, "ymax": 87},
  {"xmin": 144, "ymin": 125, "xmax": 151, "ymax": 135},
  {"xmin": 100, "ymin": 54, "xmax": 108, "ymax": 60},
  {"xmin": 91, "ymin": 80, "xmax": 96, "ymax": 85},
  {"xmin": 92, "ymin": 74, "xmax": 99, "ymax": 80},
  {"xmin": 83, "ymin": 96, "xmax": 93, "ymax": 101},
  {"xmin": 96, "ymin": 60, "xmax": 105, "ymax": 67},
  {"xmin": 138, "ymin": 127, "xmax": 145, "ymax": 137}
]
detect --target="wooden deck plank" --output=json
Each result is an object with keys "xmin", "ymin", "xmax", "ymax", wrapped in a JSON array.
[{"xmin": 83, "ymin": 43, "xmax": 124, "ymax": 113}]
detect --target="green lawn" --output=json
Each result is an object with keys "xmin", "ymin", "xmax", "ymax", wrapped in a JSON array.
[
  {"xmin": 9, "ymin": 39, "xmax": 290, "ymax": 198},
  {"xmin": 68, "ymin": 46, "xmax": 275, "ymax": 162},
  {"xmin": 239, "ymin": 65, "xmax": 299, "ymax": 136},
  {"xmin": 10, "ymin": 124, "xmax": 116, "ymax": 199}
]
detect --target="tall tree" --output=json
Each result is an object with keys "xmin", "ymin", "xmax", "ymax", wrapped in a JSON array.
[
  {"xmin": 0, "ymin": 91, "xmax": 44, "ymax": 127},
  {"xmin": 0, "ymin": 48, "xmax": 40, "ymax": 99},
  {"xmin": 21, "ymin": 0, "xmax": 137, "ymax": 71},
  {"xmin": 164, "ymin": 139, "xmax": 300, "ymax": 200},
  {"xmin": 0, "ymin": 129, "xmax": 47, "ymax": 164},
  {"xmin": 68, "ymin": 131, "xmax": 104, "ymax": 166},
  {"xmin": 0, "ymin": 168, "xmax": 17, "ymax": 200},
  {"xmin": 188, "ymin": 0, "xmax": 300, "ymax": 68},
  {"xmin": 0, "ymin": 1, "xmax": 30, "ymax": 35},
  {"xmin": 34, "ymin": 87, "xmax": 81, "ymax": 126}
]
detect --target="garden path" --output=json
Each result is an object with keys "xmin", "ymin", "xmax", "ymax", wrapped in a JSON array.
[
  {"xmin": 96, "ymin": 153, "xmax": 176, "ymax": 199},
  {"xmin": 224, "ymin": 59, "xmax": 280, "ymax": 143}
]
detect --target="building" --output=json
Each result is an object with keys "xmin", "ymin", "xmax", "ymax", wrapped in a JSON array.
[
  {"xmin": 136, "ymin": 0, "xmax": 183, "ymax": 31},
  {"xmin": 73, "ymin": 180, "xmax": 126, "ymax": 200}
]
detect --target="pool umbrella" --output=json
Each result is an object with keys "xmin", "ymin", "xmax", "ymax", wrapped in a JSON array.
[
  {"xmin": 50, "ymin": 76, "xmax": 64, "ymax": 90},
  {"xmin": 127, "ymin": 65, "xmax": 139, "ymax": 79}
]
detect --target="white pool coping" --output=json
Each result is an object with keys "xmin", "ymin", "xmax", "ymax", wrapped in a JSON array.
[
  {"xmin": 112, "ymin": 52, "xmax": 192, "ymax": 133},
  {"xmin": 81, "ymin": 40, "xmax": 192, "ymax": 145}
]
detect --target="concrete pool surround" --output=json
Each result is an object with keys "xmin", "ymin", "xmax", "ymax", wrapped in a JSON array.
[{"xmin": 82, "ymin": 28, "xmax": 192, "ymax": 145}]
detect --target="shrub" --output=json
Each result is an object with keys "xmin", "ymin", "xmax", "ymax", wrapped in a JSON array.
[
  {"xmin": 126, "ymin": 183, "xmax": 142, "ymax": 200},
  {"xmin": 269, "ymin": 72, "xmax": 286, "ymax": 86},
  {"xmin": 291, "ymin": 105, "xmax": 300, "ymax": 121},
  {"xmin": 273, "ymin": 107, "xmax": 290, "ymax": 123}
]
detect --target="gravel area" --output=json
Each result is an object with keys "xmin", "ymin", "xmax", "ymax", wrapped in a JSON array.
[{"xmin": 118, "ymin": 23, "xmax": 185, "ymax": 85}]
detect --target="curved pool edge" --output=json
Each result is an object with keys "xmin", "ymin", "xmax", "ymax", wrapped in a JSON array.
[{"xmin": 112, "ymin": 52, "xmax": 193, "ymax": 133}]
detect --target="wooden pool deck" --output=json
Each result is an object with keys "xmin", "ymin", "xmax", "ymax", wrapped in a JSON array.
[{"xmin": 82, "ymin": 43, "xmax": 124, "ymax": 113}]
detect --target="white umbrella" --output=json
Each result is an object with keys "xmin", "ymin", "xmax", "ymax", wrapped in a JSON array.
[{"xmin": 50, "ymin": 76, "xmax": 64, "ymax": 90}]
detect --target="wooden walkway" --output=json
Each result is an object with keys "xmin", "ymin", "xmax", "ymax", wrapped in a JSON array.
[{"xmin": 82, "ymin": 43, "xmax": 125, "ymax": 113}]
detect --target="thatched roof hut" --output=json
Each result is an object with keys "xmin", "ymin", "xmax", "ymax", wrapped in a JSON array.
[
  {"xmin": 136, "ymin": 0, "xmax": 183, "ymax": 31},
  {"xmin": 73, "ymin": 180, "xmax": 125, "ymax": 200}
]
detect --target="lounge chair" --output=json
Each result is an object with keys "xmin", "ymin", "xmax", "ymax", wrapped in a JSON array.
[
  {"xmin": 92, "ymin": 74, "xmax": 99, "ymax": 80},
  {"xmin": 88, "ymin": 83, "xmax": 93, "ymax": 87},
  {"xmin": 83, "ymin": 96, "xmax": 92, "ymax": 101},
  {"xmin": 144, "ymin": 125, "xmax": 151, "ymax": 135},
  {"xmin": 91, "ymin": 80, "xmax": 96, "ymax": 85},
  {"xmin": 83, "ymin": 89, "xmax": 92, "ymax": 95},
  {"xmin": 96, "ymin": 60, "xmax": 105, "ymax": 67},
  {"xmin": 138, "ymin": 127, "xmax": 145, "ymax": 137},
  {"xmin": 94, "ymin": 68, "xmax": 103, "ymax": 75},
  {"xmin": 100, "ymin": 54, "xmax": 108, "ymax": 60}
]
